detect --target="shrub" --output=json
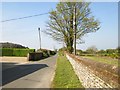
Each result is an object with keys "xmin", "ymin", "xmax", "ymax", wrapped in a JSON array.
[
  {"xmin": 50, "ymin": 51, "xmax": 56, "ymax": 55},
  {"xmin": 42, "ymin": 52, "xmax": 49, "ymax": 58},
  {"xmin": 37, "ymin": 49, "xmax": 56, "ymax": 56}
]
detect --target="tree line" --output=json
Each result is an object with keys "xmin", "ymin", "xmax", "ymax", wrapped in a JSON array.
[
  {"xmin": 78, "ymin": 46, "xmax": 119, "ymax": 59},
  {"xmin": 0, "ymin": 42, "xmax": 29, "ymax": 49},
  {"xmin": 59, "ymin": 46, "xmax": 119, "ymax": 59}
]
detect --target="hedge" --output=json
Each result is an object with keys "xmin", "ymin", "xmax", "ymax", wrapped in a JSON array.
[
  {"xmin": 1, "ymin": 48, "xmax": 13, "ymax": 56},
  {"xmin": 37, "ymin": 49, "xmax": 56, "ymax": 56},
  {"xmin": 28, "ymin": 50, "xmax": 57, "ymax": 61},
  {"xmin": 1, "ymin": 48, "xmax": 35, "ymax": 57}
]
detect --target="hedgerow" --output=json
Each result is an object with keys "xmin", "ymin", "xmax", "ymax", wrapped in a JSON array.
[{"xmin": 1, "ymin": 48, "xmax": 35, "ymax": 57}]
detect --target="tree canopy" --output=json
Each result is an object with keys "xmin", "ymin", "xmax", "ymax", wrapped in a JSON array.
[{"xmin": 45, "ymin": 2, "xmax": 100, "ymax": 53}]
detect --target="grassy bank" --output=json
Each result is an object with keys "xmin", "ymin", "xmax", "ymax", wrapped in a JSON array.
[
  {"xmin": 52, "ymin": 52, "xmax": 84, "ymax": 88},
  {"xmin": 81, "ymin": 56, "xmax": 118, "ymax": 66}
]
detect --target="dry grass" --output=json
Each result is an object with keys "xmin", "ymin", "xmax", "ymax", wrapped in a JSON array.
[{"xmin": 0, "ymin": 56, "xmax": 28, "ymax": 64}]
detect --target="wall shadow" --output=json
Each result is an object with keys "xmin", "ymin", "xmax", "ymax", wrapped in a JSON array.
[
  {"xmin": 2, "ymin": 62, "xmax": 18, "ymax": 71},
  {"xmin": 2, "ymin": 62, "xmax": 48, "ymax": 86}
]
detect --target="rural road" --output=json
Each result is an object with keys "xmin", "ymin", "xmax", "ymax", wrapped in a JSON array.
[{"xmin": 2, "ymin": 54, "xmax": 57, "ymax": 88}]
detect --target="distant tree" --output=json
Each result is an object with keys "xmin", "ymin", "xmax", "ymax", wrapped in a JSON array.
[
  {"xmin": 45, "ymin": 2, "xmax": 100, "ymax": 53},
  {"xmin": 0, "ymin": 42, "xmax": 28, "ymax": 49},
  {"xmin": 76, "ymin": 49, "xmax": 83, "ymax": 55},
  {"xmin": 59, "ymin": 47, "xmax": 67, "ymax": 51},
  {"xmin": 86, "ymin": 46, "xmax": 98, "ymax": 54},
  {"xmin": 116, "ymin": 47, "xmax": 119, "ymax": 53},
  {"xmin": 106, "ymin": 49, "xmax": 116, "ymax": 54},
  {"xmin": 98, "ymin": 49, "xmax": 105, "ymax": 54},
  {"xmin": 54, "ymin": 49, "xmax": 58, "ymax": 53}
]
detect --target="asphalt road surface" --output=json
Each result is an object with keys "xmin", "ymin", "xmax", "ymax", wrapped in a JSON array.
[{"xmin": 2, "ymin": 54, "xmax": 57, "ymax": 88}]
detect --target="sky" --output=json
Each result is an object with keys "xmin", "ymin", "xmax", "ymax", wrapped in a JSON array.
[{"xmin": 1, "ymin": 1, "xmax": 118, "ymax": 50}]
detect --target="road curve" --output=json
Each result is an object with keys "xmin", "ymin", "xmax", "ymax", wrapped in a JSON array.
[{"xmin": 2, "ymin": 54, "xmax": 57, "ymax": 88}]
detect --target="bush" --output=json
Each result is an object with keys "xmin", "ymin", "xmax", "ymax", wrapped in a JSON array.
[
  {"xmin": 42, "ymin": 52, "xmax": 49, "ymax": 58},
  {"xmin": 37, "ymin": 49, "xmax": 56, "ymax": 56},
  {"xmin": 50, "ymin": 51, "xmax": 56, "ymax": 55}
]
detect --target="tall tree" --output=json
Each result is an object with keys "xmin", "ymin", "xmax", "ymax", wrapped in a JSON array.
[{"xmin": 45, "ymin": 2, "xmax": 100, "ymax": 53}]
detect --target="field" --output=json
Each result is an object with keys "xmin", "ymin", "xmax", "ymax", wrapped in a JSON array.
[{"xmin": 81, "ymin": 56, "xmax": 118, "ymax": 66}]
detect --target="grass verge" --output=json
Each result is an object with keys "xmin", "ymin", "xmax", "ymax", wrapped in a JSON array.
[
  {"xmin": 81, "ymin": 56, "xmax": 118, "ymax": 66},
  {"xmin": 52, "ymin": 52, "xmax": 84, "ymax": 88}
]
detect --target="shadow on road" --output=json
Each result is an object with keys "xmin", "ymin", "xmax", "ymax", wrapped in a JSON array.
[
  {"xmin": 2, "ymin": 62, "xmax": 48, "ymax": 86},
  {"xmin": 2, "ymin": 62, "xmax": 18, "ymax": 71}
]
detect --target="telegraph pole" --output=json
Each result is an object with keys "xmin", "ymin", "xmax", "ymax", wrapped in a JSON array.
[
  {"xmin": 38, "ymin": 27, "xmax": 41, "ymax": 49},
  {"xmin": 74, "ymin": 5, "xmax": 76, "ymax": 55}
]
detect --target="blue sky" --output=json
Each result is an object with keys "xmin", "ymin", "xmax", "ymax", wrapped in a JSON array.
[{"xmin": 1, "ymin": 2, "xmax": 118, "ymax": 50}]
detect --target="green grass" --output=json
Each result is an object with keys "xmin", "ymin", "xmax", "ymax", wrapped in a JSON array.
[
  {"xmin": 52, "ymin": 53, "xmax": 84, "ymax": 88},
  {"xmin": 81, "ymin": 56, "xmax": 118, "ymax": 66}
]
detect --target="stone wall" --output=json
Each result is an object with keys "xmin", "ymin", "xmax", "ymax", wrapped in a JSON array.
[{"xmin": 66, "ymin": 54, "xmax": 113, "ymax": 88}]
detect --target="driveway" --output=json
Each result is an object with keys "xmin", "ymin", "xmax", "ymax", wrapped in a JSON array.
[{"xmin": 2, "ymin": 54, "xmax": 57, "ymax": 88}]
